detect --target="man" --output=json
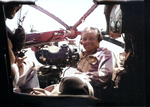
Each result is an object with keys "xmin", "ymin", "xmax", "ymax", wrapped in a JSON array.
[
  {"xmin": 4, "ymin": 3, "xmax": 25, "ymax": 55},
  {"xmin": 5, "ymin": 3, "xmax": 39, "ymax": 93},
  {"xmin": 30, "ymin": 27, "xmax": 117, "ymax": 98},
  {"xmin": 58, "ymin": 27, "xmax": 117, "ymax": 99}
]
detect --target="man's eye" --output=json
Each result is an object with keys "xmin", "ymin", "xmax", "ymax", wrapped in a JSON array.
[{"xmin": 83, "ymin": 38, "xmax": 87, "ymax": 41}]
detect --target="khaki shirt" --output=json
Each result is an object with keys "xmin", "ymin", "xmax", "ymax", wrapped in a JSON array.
[{"xmin": 77, "ymin": 47, "xmax": 116, "ymax": 88}]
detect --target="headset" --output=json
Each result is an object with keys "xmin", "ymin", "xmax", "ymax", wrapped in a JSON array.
[{"xmin": 80, "ymin": 27, "xmax": 103, "ymax": 45}]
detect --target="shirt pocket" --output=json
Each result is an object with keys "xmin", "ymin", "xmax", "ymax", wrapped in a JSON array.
[
  {"xmin": 77, "ymin": 56, "xmax": 98, "ymax": 72},
  {"xmin": 77, "ymin": 58, "xmax": 91, "ymax": 72},
  {"xmin": 87, "ymin": 56, "xmax": 98, "ymax": 71}
]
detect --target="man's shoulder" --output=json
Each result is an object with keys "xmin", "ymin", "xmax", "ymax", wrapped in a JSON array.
[
  {"xmin": 97, "ymin": 47, "xmax": 112, "ymax": 53},
  {"xmin": 96, "ymin": 47, "xmax": 113, "ymax": 57}
]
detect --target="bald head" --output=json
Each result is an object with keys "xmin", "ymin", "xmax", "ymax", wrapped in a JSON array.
[{"xmin": 82, "ymin": 27, "xmax": 102, "ymax": 42}]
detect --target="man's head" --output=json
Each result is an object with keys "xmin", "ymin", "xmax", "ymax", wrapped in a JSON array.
[
  {"xmin": 4, "ymin": 3, "xmax": 22, "ymax": 19},
  {"xmin": 80, "ymin": 27, "xmax": 102, "ymax": 53}
]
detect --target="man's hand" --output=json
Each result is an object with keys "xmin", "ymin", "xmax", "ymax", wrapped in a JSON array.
[
  {"xmin": 16, "ymin": 56, "xmax": 27, "ymax": 67},
  {"xmin": 15, "ymin": 56, "xmax": 27, "ymax": 76}
]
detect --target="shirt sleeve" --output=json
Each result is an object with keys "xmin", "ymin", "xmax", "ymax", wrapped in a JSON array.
[{"xmin": 12, "ymin": 64, "xmax": 20, "ymax": 88}]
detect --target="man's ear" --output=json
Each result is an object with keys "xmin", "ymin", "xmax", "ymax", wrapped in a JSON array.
[{"xmin": 80, "ymin": 40, "xmax": 82, "ymax": 45}]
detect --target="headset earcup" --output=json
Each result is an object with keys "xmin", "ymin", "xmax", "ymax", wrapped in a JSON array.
[
  {"xmin": 99, "ymin": 36, "xmax": 102, "ymax": 42},
  {"xmin": 99, "ymin": 34, "xmax": 103, "ymax": 42}
]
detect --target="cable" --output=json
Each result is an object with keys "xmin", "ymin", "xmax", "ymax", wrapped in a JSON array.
[{"xmin": 62, "ymin": 65, "xmax": 72, "ymax": 77}]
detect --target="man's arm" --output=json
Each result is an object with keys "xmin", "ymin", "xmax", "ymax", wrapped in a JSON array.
[
  {"xmin": 7, "ymin": 37, "xmax": 15, "ymax": 66},
  {"xmin": 7, "ymin": 37, "xmax": 20, "ymax": 87}
]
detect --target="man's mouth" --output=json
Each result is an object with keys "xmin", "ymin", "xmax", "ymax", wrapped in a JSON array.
[{"xmin": 85, "ymin": 44, "xmax": 92, "ymax": 48}]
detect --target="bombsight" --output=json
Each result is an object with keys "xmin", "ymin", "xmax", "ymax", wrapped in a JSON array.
[{"xmin": 35, "ymin": 43, "xmax": 79, "ymax": 68}]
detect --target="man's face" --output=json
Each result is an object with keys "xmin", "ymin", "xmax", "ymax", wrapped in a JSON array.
[
  {"xmin": 81, "ymin": 29, "xmax": 100, "ymax": 53},
  {"xmin": 4, "ymin": 4, "xmax": 22, "ymax": 19}
]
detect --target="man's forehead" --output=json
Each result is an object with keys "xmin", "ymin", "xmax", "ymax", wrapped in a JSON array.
[{"xmin": 82, "ymin": 29, "xmax": 97, "ymax": 36}]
